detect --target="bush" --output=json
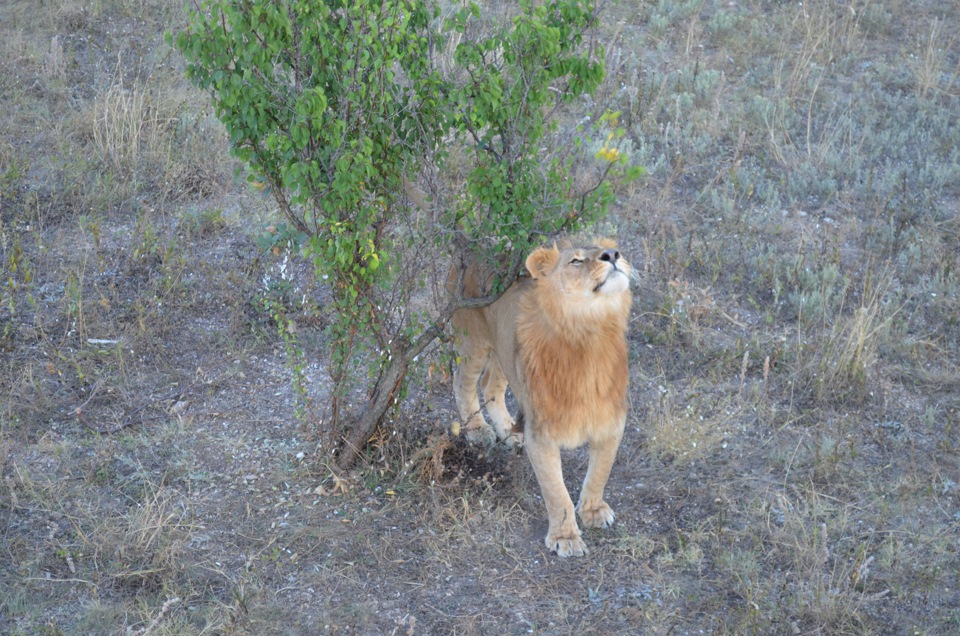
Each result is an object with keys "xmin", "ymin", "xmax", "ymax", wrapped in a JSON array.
[{"xmin": 173, "ymin": 0, "xmax": 636, "ymax": 468}]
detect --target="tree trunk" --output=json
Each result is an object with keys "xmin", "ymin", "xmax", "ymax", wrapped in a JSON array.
[
  {"xmin": 332, "ymin": 264, "xmax": 521, "ymax": 471},
  {"xmin": 335, "ymin": 323, "xmax": 444, "ymax": 470}
]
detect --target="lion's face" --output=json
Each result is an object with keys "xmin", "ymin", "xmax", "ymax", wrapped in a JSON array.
[{"xmin": 525, "ymin": 240, "xmax": 632, "ymax": 307}]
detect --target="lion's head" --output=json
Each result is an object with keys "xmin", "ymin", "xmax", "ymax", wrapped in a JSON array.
[{"xmin": 522, "ymin": 239, "xmax": 632, "ymax": 337}]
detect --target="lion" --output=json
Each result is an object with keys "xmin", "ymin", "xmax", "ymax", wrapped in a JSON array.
[{"xmin": 450, "ymin": 239, "xmax": 632, "ymax": 557}]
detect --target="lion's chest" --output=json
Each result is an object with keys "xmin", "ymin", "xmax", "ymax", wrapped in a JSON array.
[{"xmin": 517, "ymin": 327, "xmax": 628, "ymax": 445}]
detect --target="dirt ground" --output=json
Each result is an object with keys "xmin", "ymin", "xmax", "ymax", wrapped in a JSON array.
[{"xmin": 2, "ymin": 0, "xmax": 960, "ymax": 634}]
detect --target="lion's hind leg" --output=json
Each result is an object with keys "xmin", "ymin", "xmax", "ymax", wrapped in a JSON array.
[
  {"xmin": 480, "ymin": 358, "xmax": 522, "ymax": 447},
  {"xmin": 453, "ymin": 341, "xmax": 497, "ymax": 445}
]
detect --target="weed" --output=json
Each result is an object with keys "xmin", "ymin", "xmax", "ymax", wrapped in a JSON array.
[
  {"xmin": 180, "ymin": 207, "xmax": 226, "ymax": 239},
  {"xmin": 0, "ymin": 148, "xmax": 27, "ymax": 206},
  {"xmin": 613, "ymin": 531, "xmax": 659, "ymax": 560},
  {"xmin": 648, "ymin": 0, "xmax": 703, "ymax": 37},
  {"xmin": 1, "ymin": 233, "xmax": 34, "ymax": 343},
  {"xmin": 91, "ymin": 77, "xmax": 154, "ymax": 177},
  {"xmin": 40, "ymin": 35, "xmax": 66, "ymax": 89},
  {"xmin": 791, "ymin": 273, "xmax": 900, "ymax": 405}
]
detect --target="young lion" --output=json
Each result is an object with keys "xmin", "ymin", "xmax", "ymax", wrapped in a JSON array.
[{"xmin": 451, "ymin": 240, "xmax": 632, "ymax": 557}]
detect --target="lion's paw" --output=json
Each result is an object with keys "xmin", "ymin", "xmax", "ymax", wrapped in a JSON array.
[
  {"xmin": 546, "ymin": 531, "xmax": 588, "ymax": 558},
  {"xmin": 577, "ymin": 501, "xmax": 616, "ymax": 529},
  {"xmin": 503, "ymin": 431, "xmax": 524, "ymax": 450},
  {"xmin": 463, "ymin": 422, "xmax": 497, "ymax": 446}
]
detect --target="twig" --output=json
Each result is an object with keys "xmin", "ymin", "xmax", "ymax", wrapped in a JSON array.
[
  {"xmin": 75, "ymin": 380, "xmax": 199, "ymax": 435},
  {"xmin": 24, "ymin": 577, "xmax": 98, "ymax": 588},
  {"xmin": 141, "ymin": 595, "xmax": 181, "ymax": 636}
]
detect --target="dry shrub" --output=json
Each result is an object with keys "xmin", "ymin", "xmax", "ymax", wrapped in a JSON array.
[
  {"xmin": 659, "ymin": 279, "xmax": 718, "ymax": 347},
  {"xmin": 644, "ymin": 385, "xmax": 733, "ymax": 463},
  {"xmin": 903, "ymin": 18, "xmax": 960, "ymax": 100},
  {"xmin": 82, "ymin": 70, "xmax": 228, "ymax": 201},
  {"xmin": 763, "ymin": 487, "xmax": 881, "ymax": 633},
  {"xmin": 408, "ymin": 432, "xmax": 509, "ymax": 487},
  {"xmin": 773, "ymin": 0, "xmax": 867, "ymax": 98},
  {"xmin": 73, "ymin": 485, "xmax": 196, "ymax": 592},
  {"xmin": 90, "ymin": 77, "xmax": 163, "ymax": 177},
  {"xmin": 54, "ymin": 0, "xmax": 91, "ymax": 31},
  {"xmin": 765, "ymin": 0, "xmax": 868, "ymax": 168},
  {"xmin": 154, "ymin": 109, "xmax": 231, "ymax": 200},
  {"xmin": 796, "ymin": 274, "xmax": 899, "ymax": 404},
  {"xmin": 40, "ymin": 35, "xmax": 66, "ymax": 86}
]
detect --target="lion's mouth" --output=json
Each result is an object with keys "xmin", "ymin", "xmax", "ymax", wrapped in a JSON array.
[{"xmin": 593, "ymin": 267, "xmax": 623, "ymax": 293}]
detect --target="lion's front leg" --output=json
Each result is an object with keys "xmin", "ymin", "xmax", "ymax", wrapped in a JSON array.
[
  {"xmin": 576, "ymin": 422, "xmax": 625, "ymax": 529},
  {"xmin": 525, "ymin": 434, "xmax": 587, "ymax": 557}
]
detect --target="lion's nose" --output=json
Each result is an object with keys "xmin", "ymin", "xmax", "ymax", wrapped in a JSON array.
[{"xmin": 599, "ymin": 249, "xmax": 620, "ymax": 263}]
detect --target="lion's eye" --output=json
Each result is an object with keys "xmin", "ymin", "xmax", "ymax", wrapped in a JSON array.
[{"xmin": 570, "ymin": 258, "xmax": 583, "ymax": 265}]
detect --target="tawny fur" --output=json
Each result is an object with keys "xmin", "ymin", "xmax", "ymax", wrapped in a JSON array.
[
  {"xmin": 450, "ymin": 239, "xmax": 632, "ymax": 557},
  {"xmin": 516, "ymin": 264, "xmax": 630, "ymax": 446}
]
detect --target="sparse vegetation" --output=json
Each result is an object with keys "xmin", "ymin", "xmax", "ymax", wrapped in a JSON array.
[{"xmin": 2, "ymin": 0, "xmax": 959, "ymax": 634}]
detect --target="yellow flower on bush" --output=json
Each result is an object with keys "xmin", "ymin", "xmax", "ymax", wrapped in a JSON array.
[
  {"xmin": 596, "ymin": 147, "xmax": 621, "ymax": 162},
  {"xmin": 596, "ymin": 130, "xmax": 621, "ymax": 163}
]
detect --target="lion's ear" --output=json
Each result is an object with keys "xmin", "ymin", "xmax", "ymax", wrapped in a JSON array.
[{"xmin": 525, "ymin": 246, "xmax": 559, "ymax": 279}]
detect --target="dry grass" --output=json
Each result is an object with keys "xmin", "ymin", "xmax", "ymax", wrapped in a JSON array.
[
  {"xmin": 90, "ymin": 77, "xmax": 159, "ymax": 176},
  {"xmin": 642, "ymin": 383, "xmax": 734, "ymax": 463},
  {"xmin": 904, "ymin": 17, "xmax": 960, "ymax": 100},
  {"xmin": 2, "ymin": 0, "xmax": 959, "ymax": 633},
  {"xmin": 793, "ymin": 270, "xmax": 901, "ymax": 405},
  {"xmin": 772, "ymin": 0, "xmax": 866, "ymax": 99}
]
